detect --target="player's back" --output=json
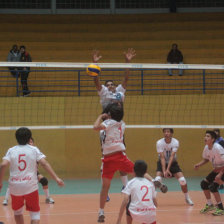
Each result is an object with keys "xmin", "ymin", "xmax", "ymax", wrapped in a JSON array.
[
  {"xmin": 102, "ymin": 119, "xmax": 125, "ymax": 155},
  {"xmin": 128, "ymin": 177, "xmax": 156, "ymax": 209},
  {"xmin": 124, "ymin": 177, "xmax": 156, "ymax": 224},
  {"xmin": 4, "ymin": 144, "xmax": 45, "ymax": 195}
]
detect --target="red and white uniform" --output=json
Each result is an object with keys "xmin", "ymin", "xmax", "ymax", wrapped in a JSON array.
[
  {"xmin": 101, "ymin": 119, "xmax": 125, "ymax": 155},
  {"xmin": 98, "ymin": 84, "xmax": 125, "ymax": 109},
  {"xmin": 203, "ymin": 143, "xmax": 224, "ymax": 168},
  {"xmin": 123, "ymin": 177, "xmax": 157, "ymax": 224},
  {"xmin": 3, "ymin": 144, "xmax": 46, "ymax": 196},
  {"xmin": 101, "ymin": 119, "xmax": 133, "ymax": 179},
  {"xmin": 156, "ymin": 138, "xmax": 179, "ymax": 163}
]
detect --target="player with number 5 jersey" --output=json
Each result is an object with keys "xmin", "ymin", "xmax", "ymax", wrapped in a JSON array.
[{"xmin": 0, "ymin": 127, "xmax": 64, "ymax": 224}]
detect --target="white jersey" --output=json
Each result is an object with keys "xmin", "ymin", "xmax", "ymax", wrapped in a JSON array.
[
  {"xmin": 3, "ymin": 144, "xmax": 46, "ymax": 196},
  {"xmin": 202, "ymin": 143, "xmax": 224, "ymax": 168},
  {"xmin": 156, "ymin": 138, "xmax": 179, "ymax": 163},
  {"xmin": 98, "ymin": 84, "xmax": 125, "ymax": 109},
  {"xmin": 122, "ymin": 177, "xmax": 156, "ymax": 224},
  {"xmin": 101, "ymin": 119, "xmax": 125, "ymax": 155}
]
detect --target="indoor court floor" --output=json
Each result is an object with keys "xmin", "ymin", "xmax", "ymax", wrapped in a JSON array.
[{"xmin": 0, "ymin": 178, "xmax": 223, "ymax": 224}]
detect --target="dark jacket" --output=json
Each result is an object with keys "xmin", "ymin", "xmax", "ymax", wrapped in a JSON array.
[
  {"xmin": 20, "ymin": 52, "xmax": 32, "ymax": 71},
  {"xmin": 167, "ymin": 49, "xmax": 183, "ymax": 63},
  {"xmin": 20, "ymin": 52, "xmax": 32, "ymax": 63},
  {"xmin": 7, "ymin": 50, "xmax": 21, "ymax": 62}
]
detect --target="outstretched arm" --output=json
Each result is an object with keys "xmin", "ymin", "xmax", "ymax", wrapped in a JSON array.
[
  {"xmin": 144, "ymin": 173, "xmax": 154, "ymax": 182},
  {"xmin": 165, "ymin": 151, "xmax": 176, "ymax": 178},
  {"xmin": 92, "ymin": 50, "xmax": 102, "ymax": 91},
  {"xmin": 93, "ymin": 114, "xmax": 109, "ymax": 131},
  {"xmin": 116, "ymin": 193, "xmax": 129, "ymax": 224},
  {"xmin": 159, "ymin": 152, "xmax": 166, "ymax": 177},
  {"xmin": 39, "ymin": 158, "xmax": 64, "ymax": 187},
  {"xmin": 122, "ymin": 48, "xmax": 136, "ymax": 89},
  {"xmin": 194, "ymin": 158, "xmax": 209, "ymax": 170}
]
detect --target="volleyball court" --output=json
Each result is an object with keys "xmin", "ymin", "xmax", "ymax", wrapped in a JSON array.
[{"xmin": 0, "ymin": 62, "xmax": 223, "ymax": 223}]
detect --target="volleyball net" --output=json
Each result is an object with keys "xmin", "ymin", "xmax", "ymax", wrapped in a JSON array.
[{"xmin": 0, "ymin": 61, "xmax": 224, "ymax": 130}]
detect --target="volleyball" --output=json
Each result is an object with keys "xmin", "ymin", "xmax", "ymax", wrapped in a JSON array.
[{"xmin": 86, "ymin": 64, "xmax": 101, "ymax": 77}]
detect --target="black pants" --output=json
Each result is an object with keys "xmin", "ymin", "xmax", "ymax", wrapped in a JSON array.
[
  {"xmin": 19, "ymin": 68, "xmax": 30, "ymax": 95},
  {"xmin": 8, "ymin": 67, "xmax": 19, "ymax": 78}
]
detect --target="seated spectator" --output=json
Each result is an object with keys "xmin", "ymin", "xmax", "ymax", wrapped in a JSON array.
[
  {"xmin": 7, "ymin": 44, "xmax": 21, "ymax": 77},
  {"xmin": 19, "ymin": 45, "xmax": 32, "ymax": 96},
  {"xmin": 167, "ymin": 43, "xmax": 183, "ymax": 76}
]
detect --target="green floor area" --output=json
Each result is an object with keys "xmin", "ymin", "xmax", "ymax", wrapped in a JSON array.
[{"xmin": 0, "ymin": 177, "xmax": 223, "ymax": 196}]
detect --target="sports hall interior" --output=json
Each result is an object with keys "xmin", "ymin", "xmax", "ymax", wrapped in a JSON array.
[{"xmin": 0, "ymin": 1, "xmax": 223, "ymax": 223}]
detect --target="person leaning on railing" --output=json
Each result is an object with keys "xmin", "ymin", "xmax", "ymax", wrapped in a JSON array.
[
  {"xmin": 167, "ymin": 43, "xmax": 184, "ymax": 76},
  {"xmin": 7, "ymin": 44, "xmax": 21, "ymax": 78},
  {"xmin": 18, "ymin": 45, "xmax": 32, "ymax": 97}
]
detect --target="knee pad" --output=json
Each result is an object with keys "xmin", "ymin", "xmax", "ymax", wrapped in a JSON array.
[
  {"xmin": 209, "ymin": 182, "xmax": 219, "ymax": 193},
  {"xmin": 14, "ymin": 207, "xmax": 23, "ymax": 216},
  {"xmin": 30, "ymin": 211, "xmax": 40, "ymax": 220},
  {"xmin": 178, "ymin": 177, "xmax": 186, "ymax": 186},
  {"xmin": 39, "ymin": 177, "xmax": 48, "ymax": 187},
  {"xmin": 200, "ymin": 179, "xmax": 209, "ymax": 190}
]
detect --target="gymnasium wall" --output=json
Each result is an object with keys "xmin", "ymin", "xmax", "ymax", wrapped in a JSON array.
[{"xmin": 0, "ymin": 94, "xmax": 222, "ymax": 179}]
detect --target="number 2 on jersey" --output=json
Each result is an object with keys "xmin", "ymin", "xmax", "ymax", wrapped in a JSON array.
[
  {"xmin": 18, "ymin": 154, "xmax": 27, "ymax": 171},
  {"xmin": 141, "ymin": 185, "xmax": 150, "ymax": 201}
]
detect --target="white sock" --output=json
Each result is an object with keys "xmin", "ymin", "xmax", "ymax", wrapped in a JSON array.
[
  {"xmin": 120, "ymin": 176, "xmax": 128, "ymax": 186},
  {"xmin": 99, "ymin": 208, "xmax": 104, "ymax": 215},
  {"xmin": 155, "ymin": 176, "xmax": 162, "ymax": 182},
  {"xmin": 207, "ymin": 199, "xmax": 213, "ymax": 206},
  {"xmin": 5, "ymin": 188, "xmax": 10, "ymax": 201},
  {"xmin": 44, "ymin": 189, "xmax": 50, "ymax": 198},
  {"xmin": 184, "ymin": 193, "xmax": 189, "ymax": 199}
]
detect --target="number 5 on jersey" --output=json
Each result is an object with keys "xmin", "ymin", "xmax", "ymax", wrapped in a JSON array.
[{"xmin": 18, "ymin": 154, "xmax": 27, "ymax": 171}]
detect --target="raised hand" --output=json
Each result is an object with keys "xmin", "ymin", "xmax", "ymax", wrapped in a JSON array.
[
  {"xmin": 92, "ymin": 50, "xmax": 102, "ymax": 63},
  {"xmin": 124, "ymin": 48, "xmax": 136, "ymax": 62}
]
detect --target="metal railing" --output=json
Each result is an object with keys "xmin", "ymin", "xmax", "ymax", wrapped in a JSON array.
[
  {"xmin": 0, "ymin": 0, "xmax": 224, "ymax": 14},
  {"xmin": 0, "ymin": 68, "xmax": 224, "ymax": 97}
]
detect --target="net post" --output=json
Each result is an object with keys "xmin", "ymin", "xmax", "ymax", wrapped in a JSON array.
[
  {"xmin": 141, "ymin": 69, "xmax": 144, "ymax": 95},
  {"xmin": 202, "ymin": 69, "xmax": 206, "ymax": 94},
  {"xmin": 78, "ymin": 70, "xmax": 81, "ymax": 96},
  {"xmin": 16, "ymin": 71, "xmax": 19, "ymax": 97}
]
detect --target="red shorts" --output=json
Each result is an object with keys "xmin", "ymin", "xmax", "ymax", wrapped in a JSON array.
[
  {"xmin": 102, "ymin": 151, "xmax": 134, "ymax": 179},
  {"xmin": 11, "ymin": 190, "xmax": 40, "ymax": 212}
]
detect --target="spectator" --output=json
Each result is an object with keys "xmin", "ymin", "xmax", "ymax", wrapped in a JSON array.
[
  {"xmin": 7, "ymin": 44, "xmax": 21, "ymax": 78},
  {"xmin": 169, "ymin": 0, "xmax": 177, "ymax": 13},
  {"xmin": 167, "ymin": 43, "xmax": 184, "ymax": 76},
  {"xmin": 19, "ymin": 45, "xmax": 32, "ymax": 96}
]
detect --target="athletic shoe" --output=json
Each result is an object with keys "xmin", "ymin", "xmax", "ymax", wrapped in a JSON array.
[
  {"xmin": 154, "ymin": 181, "xmax": 168, "ymax": 193},
  {"xmin": 200, "ymin": 204, "xmax": 216, "ymax": 214},
  {"xmin": 23, "ymin": 91, "xmax": 31, "ymax": 97},
  {"xmin": 2, "ymin": 199, "xmax": 8, "ymax": 206},
  {"xmin": 212, "ymin": 208, "xmax": 224, "ymax": 216},
  {"xmin": 121, "ymin": 185, "xmax": 125, "ymax": 191},
  {"xmin": 106, "ymin": 195, "xmax": 110, "ymax": 202},
  {"xmin": 185, "ymin": 197, "xmax": 194, "ymax": 206},
  {"xmin": 45, "ymin": 197, "xmax": 55, "ymax": 204},
  {"xmin": 97, "ymin": 210, "xmax": 105, "ymax": 223}
]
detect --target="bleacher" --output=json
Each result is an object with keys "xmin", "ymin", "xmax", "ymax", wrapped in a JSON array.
[{"xmin": 0, "ymin": 12, "xmax": 224, "ymax": 96}]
